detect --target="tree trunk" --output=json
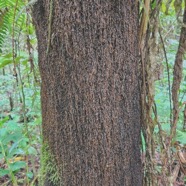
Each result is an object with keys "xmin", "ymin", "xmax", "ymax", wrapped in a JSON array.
[{"xmin": 32, "ymin": 1, "xmax": 142, "ymax": 185}]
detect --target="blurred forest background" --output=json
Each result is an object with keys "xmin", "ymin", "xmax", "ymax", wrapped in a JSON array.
[{"xmin": 0, "ymin": 0, "xmax": 186, "ymax": 185}]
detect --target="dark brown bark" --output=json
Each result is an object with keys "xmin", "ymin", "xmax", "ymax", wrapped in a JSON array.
[{"xmin": 33, "ymin": 1, "xmax": 142, "ymax": 185}]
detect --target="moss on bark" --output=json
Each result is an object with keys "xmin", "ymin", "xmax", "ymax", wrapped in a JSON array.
[{"xmin": 40, "ymin": 144, "xmax": 62, "ymax": 186}]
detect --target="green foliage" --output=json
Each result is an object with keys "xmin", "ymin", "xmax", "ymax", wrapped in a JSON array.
[
  {"xmin": 0, "ymin": 1, "xmax": 40, "ymax": 185},
  {"xmin": 0, "ymin": 97, "xmax": 41, "ymax": 184},
  {"xmin": 155, "ymin": 0, "xmax": 186, "ymax": 147},
  {"xmin": 154, "ymin": 123, "xmax": 186, "ymax": 143}
]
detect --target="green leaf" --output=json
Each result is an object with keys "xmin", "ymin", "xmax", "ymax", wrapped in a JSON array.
[
  {"xmin": 0, "ymin": 117, "xmax": 9, "ymax": 128},
  {"xmin": 151, "ymin": 0, "xmax": 156, "ymax": 9},
  {"xmin": 10, "ymin": 161, "xmax": 26, "ymax": 172},
  {"xmin": 0, "ymin": 58, "xmax": 13, "ymax": 68},
  {"xmin": 0, "ymin": 168, "xmax": 9, "ymax": 177},
  {"xmin": 161, "ymin": 2, "xmax": 166, "ymax": 13},
  {"xmin": 9, "ymin": 141, "xmax": 20, "ymax": 155},
  {"xmin": 2, "ymin": 132, "xmax": 22, "ymax": 144},
  {"xmin": 0, "ymin": 128, "xmax": 8, "ymax": 139},
  {"xmin": 5, "ymin": 120, "xmax": 20, "ymax": 131},
  {"xmin": 176, "ymin": 130, "xmax": 186, "ymax": 144},
  {"xmin": 28, "ymin": 146, "xmax": 37, "ymax": 155},
  {"xmin": 26, "ymin": 171, "xmax": 33, "ymax": 179}
]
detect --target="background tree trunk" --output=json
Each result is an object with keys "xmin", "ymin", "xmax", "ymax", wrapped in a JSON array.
[{"xmin": 32, "ymin": 1, "xmax": 142, "ymax": 185}]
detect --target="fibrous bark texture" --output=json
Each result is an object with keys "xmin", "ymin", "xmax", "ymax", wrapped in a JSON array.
[{"xmin": 33, "ymin": 1, "xmax": 142, "ymax": 185}]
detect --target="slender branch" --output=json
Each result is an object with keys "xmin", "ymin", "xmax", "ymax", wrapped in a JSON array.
[
  {"xmin": 12, "ymin": 0, "xmax": 19, "ymax": 84},
  {"xmin": 170, "ymin": 4, "xmax": 186, "ymax": 142},
  {"xmin": 159, "ymin": 28, "xmax": 172, "ymax": 125}
]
